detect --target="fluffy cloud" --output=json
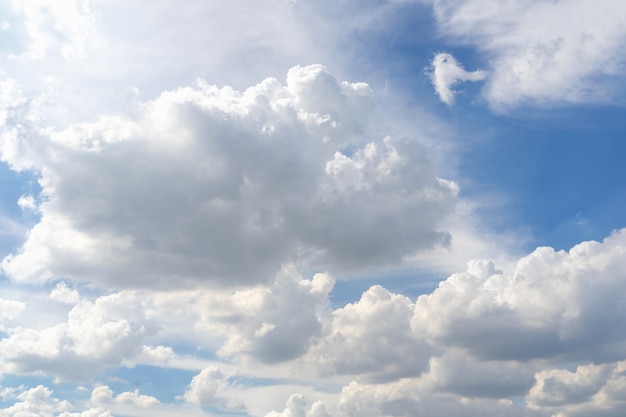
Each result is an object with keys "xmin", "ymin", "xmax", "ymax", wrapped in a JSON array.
[
  {"xmin": 183, "ymin": 365, "xmax": 245, "ymax": 411},
  {"xmin": 0, "ymin": 385, "xmax": 111, "ymax": 417},
  {"xmin": 265, "ymin": 393, "xmax": 331, "ymax": 417},
  {"xmin": 427, "ymin": 0, "xmax": 626, "ymax": 109},
  {"xmin": 412, "ymin": 229, "xmax": 626, "ymax": 363},
  {"xmin": 428, "ymin": 52, "xmax": 486, "ymax": 105},
  {"xmin": 91, "ymin": 385, "xmax": 160, "ymax": 408},
  {"xmin": 198, "ymin": 266, "xmax": 334, "ymax": 363},
  {"xmin": 305, "ymin": 285, "xmax": 431, "ymax": 381},
  {"xmin": 527, "ymin": 361, "xmax": 626, "ymax": 417},
  {"xmin": 1, "ymin": 65, "xmax": 457, "ymax": 288},
  {"xmin": 0, "ymin": 290, "xmax": 163, "ymax": 381},
  {"xmin": 49, "ymin": 282, "xmax": 80, "ymax": 304},
  {"xmin": 262, "ymin": 228, "xmax": 626, "ymax": 417}
]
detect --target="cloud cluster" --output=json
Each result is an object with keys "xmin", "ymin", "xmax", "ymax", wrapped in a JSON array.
[
  {"xmin": 413, "ymin": 229, "xmax": 626, "ymax": 364},
  {"xmin": 0, "ymin": 385, "xmax": 111, "ymax": 417},
  {"xmin": 1, "ymin": 65, "xmax": 457, "ymax": 288},
  {"xmin": 0, "ymin": 290, "xmax": 165, "ymax": 381},
  {"xmin": 426, "ymin": 0, "xmax": 626, "ymax": 109},
  {"xmin": 243, "ymin": 228, "xmax": 626, "ymax": 416}
]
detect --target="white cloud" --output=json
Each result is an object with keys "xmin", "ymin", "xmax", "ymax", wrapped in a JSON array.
[
  {"xmin": 427, "ymin": 0, "xmax": 626, "ymax": 109},
  {"xmin": 198, "ymin": 266, "xmax": 334, "ymax": 363},
  {"xmin": 265, "ymin": 393, "xmax": 331, "ymax": 417},
  {"xmin": 1, "ymin": 65, "xmax": 457, "ymax": 288},
  {"xmin": 428, "ymin": 52, "xmax": 486, "ymax": 105},
  {"xmin": 412, "ymin": 229, "xmax": 626, "ymax": 363},
  {"xmin": 16, "ymin": 194, "xmax": 37, "ymax": 211},
  {"xmin": 49, "ymin": 282, "xmax": 80, "ymax": 304},
  {"xmin": 304, "ymin": 284, "xmax": 431, "ymax": 381},
  {"xmin": 91, "ymin": 385, "xmax": 160, "ymax": 408},
  {"xmin": 183, "ymin": 365, "xmax": 245, "ymax": 412},
  {"xmin": 0, "ymin": 290, "xmax": 161, "ymax": 381},
  {"xmin": 0, "ymin": 384, "xmax": 111, "ymax": 417}
]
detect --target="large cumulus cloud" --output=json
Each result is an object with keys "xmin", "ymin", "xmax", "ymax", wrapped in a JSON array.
[
  {"xmin": 412, "ymin": 229, "xmax": 626, "ymax": 364},
  {"xmin": 1, "ymin": 65, "xmax": 457, "ymax": 288}
]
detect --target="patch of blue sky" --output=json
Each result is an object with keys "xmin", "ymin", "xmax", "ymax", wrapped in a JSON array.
[
  {"xmin": 329, "ymin": 268, "xmax": 442, "ymax": 308},
  {"xmin": 456, "ymin": 104, "xmax": 626, "ymax": 251},
  {"xmin": 106, "ymin": 364, "xmax": 198, "ymax": 403},
  {"xmin": 0, "ymin": 162, "xmax": 40, "ymax": 255},
  {"xmin": 338, "ymin": 3, "xmax": 626, "ymax": 254}
]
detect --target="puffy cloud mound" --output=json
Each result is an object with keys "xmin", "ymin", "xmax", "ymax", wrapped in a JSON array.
[
  {"xmin": 265, "ymin": 393, "xmax": 331, "ymax": 417},
  {"xmin": 527, "ymin": 361, "xmax": 626, "ymax": 416},
  {"xmin": 0, "ymin": 290, "xmax": 164, "ymax": 381},
  {"xmin": 184, "ymin": 365, "xmax": 245, "ymax": 411},
  {"xmin": 90, "ymin": 385, "xmax": 160, "ymax": 408},
  {"xmin": 1, "ymin": 65, "xmax": 457, "ymax": 288},
  {"xmin": 428, "ymin": 52, "xmax": 486, "ymax": 105},
  {"xmin": 0, "ymin": 384, "xmax": 111, "ymax": 417},
  {"xmin": 305, "ymin": 284, "xmax": 431, "ymax": 381},
  {"xmin": 198, "ymin": 266, "xmax": 334, "ymax": 363},
  {"xmin": 413, "ymin": 229, "xmax": 626, "ymax": 363},
  {"xmin": 428, "ymin": 0, "xmax": 626, "ymax": 109}
]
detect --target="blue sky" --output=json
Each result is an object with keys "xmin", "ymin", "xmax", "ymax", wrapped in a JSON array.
[{"xmin": 1, "ymin": 1, "xmax": 626, "ymax": 416}]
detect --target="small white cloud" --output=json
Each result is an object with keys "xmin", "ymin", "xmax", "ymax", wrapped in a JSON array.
[
  {"xmin": 184, "ymin": 365, "xmax": 245, "ymax": 411},
  {"xmin": 17, "ymin": 195, "xmax": 37, "ymax": 211},
  {"xmin": 138, "ymin": 345, "xmax": 174, "ymax": 366},
  {"xmin": 49, "ymin": 282, "xmax": 80, "ymax": 304},
  {"xmin": 429, "ymin": 52, "xmax": 487, "ymax": 105},
  {"xmin": 304, "ymin": 284, "xmax": 431, "ymax": 381},
  {"xmin": 265, "ymin": 393, "xmax": 331, "ymax": 417},
  {"xmin": 91, "ymin": 384, "xmax": 159, "ymax": 408}
]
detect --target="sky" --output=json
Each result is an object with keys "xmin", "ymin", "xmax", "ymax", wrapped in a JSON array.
[{"xmin": 1, "ymin": 0, "xmax": 626, "ymax": 416}]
